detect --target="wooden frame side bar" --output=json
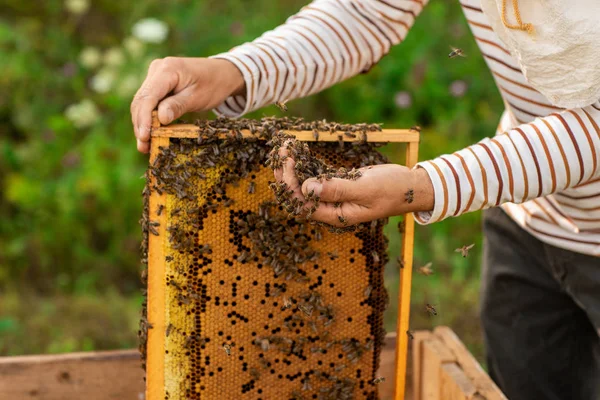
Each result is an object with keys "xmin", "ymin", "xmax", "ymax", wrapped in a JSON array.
[
  {"xmin": 394, "ymin": 141, "xmax": 419, "ymax": 400},
  {"xmin": 146, "ymin": 117, "xmax": 169, "ymax": 400}
]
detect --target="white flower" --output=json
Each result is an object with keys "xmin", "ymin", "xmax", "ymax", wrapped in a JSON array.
[
  {"xmin": 65, "ymin": 99, "xmax": 100, "ymax": 129},
  {"xmin": 64, "ymin": 0, "xmax": 90, "ymax": 15},
  {"xmin": 90, "ymin": 68, "xmax": 116, "ymax": 94},
  {"xmin": 123, "ymin": 36, "xmax": 145, "ymax": 57},
  {"xmin": 394, "ymin": 91, "xmax": 412, "ymax": 109},
  {"xmin": 449, "ymin": 80, "xmax": 468, "ymax": 98},
  {"xmin": 117, "ymin": 74, "xmax": 140, "ymax": 98},
  {"xmin": 79, "ymin": 47, "xmax": 101, "ymax": 69},
  {"xmin": 132, "ymin": 18, "xmax": 169, "ymax": 44},
  {"xmin": 104, "ymin": 47, "xmax": 125, "ymax": 67}
]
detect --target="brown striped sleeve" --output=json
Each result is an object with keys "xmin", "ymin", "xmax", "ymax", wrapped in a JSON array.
[
  {"xmin": 209, "ymin": 0, "xmax": 428, "ymax": 117},
  {"xmin": 415, "ymin": 106, "xmax": 600, "ymax": 225}
]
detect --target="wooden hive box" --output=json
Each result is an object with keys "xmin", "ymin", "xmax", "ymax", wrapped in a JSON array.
[{"xmin": 141, "ymin": 113, "xmax": 419, "ymax": 400}]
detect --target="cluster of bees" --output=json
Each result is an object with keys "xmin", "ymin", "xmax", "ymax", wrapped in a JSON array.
[
  {"xmin": 139, "ymin": 116, "xmax": 395, "ymax": 399},
  {"xmin": 266, "ymin": 133, "xmax": 372, "ymax": 232}
]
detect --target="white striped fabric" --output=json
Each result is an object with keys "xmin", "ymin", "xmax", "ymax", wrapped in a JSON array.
[{"xmin": 211, "ymin": 0, "xmax": 600, "ymax": 257}]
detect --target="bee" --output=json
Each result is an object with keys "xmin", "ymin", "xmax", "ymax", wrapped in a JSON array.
[
  {"xmin": 312, "ymin": 129, "xmax": 319, "ymax": 141},
  {"xmin": 248, "ymin": 181, "xmax": 255, "ymax": 194},
  {"xmin": 301, "ymin": 377, "xmax": 312, "ymax": 391},
  {"xmin": 223, "ymin": 198, "xmax": 234, "ymax": 207},
  {"xmin": 156, "ymin": 204, "xmax": 164, "ymax": 216},
  {"xmin": 222, "ymin": 344, "xmax": 232, "ymax": 356},
  {"xmin": 410, "ymin": 125, "xmax": 422, "ymax": 132},
  {"xmin": 455, "ymin": 243, "xmax": 475, "ymax": 258},
  {"xmin": 372, "ymin": 377, "xmax": 386, "ymax": 384},
  {"xmin": 371, "ymin": 250, "xmax": 380, "ymax": 264},
  {"xmin": 405, "ymin": 189, "xmax": 414, "ymax": 204},
  {"xmin": 396, "ymin": 256, "xmax": 404, "ymax": 269},
  {"xmin": 177, "ymin": 294, "xmax": 191, "ymax": 305},
  {"xmin": 184, "ymin": 335, "xmax": 194, "ymax": 349},
  {"xmin": 417, "ymin": 262, "xmax": 433, "ymax": 276},
  {"xmin": 165, "ymin": 255, "xmax": 174, "ymax": 262},
  {"xmin": 166, "ymin": 324, "xmax": 174, "ymax": 337},
  {"xmin": 397, "ymin": 221, "xmax": 405, "ymax": 233},
  {"xmin": 249, "ymin": 367, "xmax": 260, "ymax": 380},
  {"xmin": 344, "ymin": 131, "xmax": 357, "ymax": 139},
  {"xmin": 363, "ymin": 285, "xmax": 373, "ymax": 298},
  {"xmin": 338, "ymin": 135, "xmax": 344, "ymax": 150},
  {"xmin": 449, "ymin": 46, "xmax": 466, "ymax": 58},
  {"xmin": 333, "ymin": 202, "xmax": 341, "ymax": 208},
  {"xmin": 281, "ymin": 297, "xmax": 293, "ymax": 311},
  {"xmin": 338, "ymin": 215, "xmax": 348, "ymax": 225},
  {"xmin": 327, "ymin": 251, "xmax": 339, "ymax": 261},
  {"xmin": 334, "ymin": 364, "xmax": 347, "ymax": 372},
  {"xmin": 425, "ymin": 303, "xmax": 438, "ymax": 316},
  {"xmin": 298, "ymin": 304, "xmax": 313, "ymax": 317},
  {"xmin": 275, "ymin": 100, "xmax": 289, "ymax": 112},
  {"xmin": 406, "ymin": 330, "xmax": 414, "ymax": 340}
]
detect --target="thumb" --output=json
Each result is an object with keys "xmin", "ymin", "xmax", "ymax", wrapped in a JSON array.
[
  {"xmin": 157, "ymin": 88, "xmax": 196, "ymax": 125},
  {"xmin": 302, "ymin": 178, "xmax": 362, "ymax": 203}
]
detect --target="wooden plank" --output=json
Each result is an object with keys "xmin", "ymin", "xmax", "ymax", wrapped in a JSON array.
[
  {"xmin": 0, "ymin": 334, "xmax": 401, "ymax": 400},
  {"xmin": 0, "ymin": 350, "xmax": 144, "ymax": 400},
  {"xmin": 434, "ymin": 327, "xmax": 508, "ymax": 400},
  {"xmin": 394, "ymin": 141, "xmax": 419, "ymax": 400},
  {"xmin": 151, "ymin": 124, "xmax": 420, "ymax": 143},
  {"xmin": 440, "ymin": 363, "xmax": 477, "ymax": 400},
  {"xmin": 412, "ymin": 331, "xmax": 434, "ymax": 400},
  {"xmin": 147, "ymin": 114, "xmax": 168, "ymax": 400},
  {"xmin": 421, "ymin": 338, "xmax": 456, "ymax": 400}
]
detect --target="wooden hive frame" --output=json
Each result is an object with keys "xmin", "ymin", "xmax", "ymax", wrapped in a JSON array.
[{"xmin": 146, "ymin": 113, "xmax": 419, "ymax": 400}]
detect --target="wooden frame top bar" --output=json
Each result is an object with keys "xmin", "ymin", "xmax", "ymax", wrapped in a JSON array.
[{"xmin": 150, "ymin": 123, "xmax": 420, "ymax": 143}]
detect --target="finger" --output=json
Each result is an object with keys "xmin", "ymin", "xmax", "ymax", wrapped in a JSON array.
[
  {"xmin": 134, "ymin": 60, "xmax": 180, "ymax": 142},
  {"xmin": 137, "ymin": 139, "xmax": 150, "ymax": 154},
  {"xmin": 301, "ymin": 177, "xmax": 363, "ymax": 203},
  {"xmin": 157, "ymin": 86, "xmax": 198, "ymax": 125},
  {"xmin": 131, "ymin": 59, "xmax": 161, "ymax": 140}
]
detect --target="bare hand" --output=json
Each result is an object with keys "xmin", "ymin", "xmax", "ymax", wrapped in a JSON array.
[
  {"xmin": 273, "ymin": 146, "xmax": 434, "ymax": 227},
  {"xmin": 130, "ymin": 57, "xmax": 245, "ymax": 153}
]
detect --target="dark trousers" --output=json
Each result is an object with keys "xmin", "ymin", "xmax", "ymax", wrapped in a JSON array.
[{"xmin": 481, "ymin": 208, "xmax": 600, "ymax": 400}]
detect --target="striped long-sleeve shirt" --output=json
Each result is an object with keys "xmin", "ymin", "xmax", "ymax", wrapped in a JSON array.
[{"xmin": 211, "ymin": 0, "xmax": 600, "ymax": 257}]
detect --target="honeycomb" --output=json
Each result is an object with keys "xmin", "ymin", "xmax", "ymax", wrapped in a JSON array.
[{"xmin": 140, "ymin": 117, "xmax": 414, "ymax": 400}]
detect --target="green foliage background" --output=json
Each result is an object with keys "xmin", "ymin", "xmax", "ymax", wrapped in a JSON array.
[{"xmin": 0, "ymin": 0, "xmax": 502, "ymax": 361}]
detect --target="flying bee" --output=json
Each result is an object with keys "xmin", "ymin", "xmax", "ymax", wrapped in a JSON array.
[
  {"xmin": 222, "ymin": 344, "xmax": 232, "ymax": 356},
  {"xmin": 372, "ymin": 377, "xmax": 386, "ymax": 384},
  {"xmin": 455, "ymin": 243, "xmax": 475, "ymax": 258},
  {"xmin": 425, "ymin": 303, "xmax": 438, "ymax": 316},
  {"xmin": 406, "ymin": 330, "xmax": 414, "ymax": 340},
  {"xmin": 405, "ymin": 189, "xmax": 414, "ymax": 204},
  {"xmin": 281, "ymin": 297, "xmax": 293, "ymax": 311},
  {"xmin": 449, "ymin": 46, "xmax": 466, "ymax": 58},
  {"xmin": 275, "ymin": 100, "xmax": 289, "ymax": 112},
  {"xmin": 417, "ymin": 262, "xmax": 433, "ymax": 276}
]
